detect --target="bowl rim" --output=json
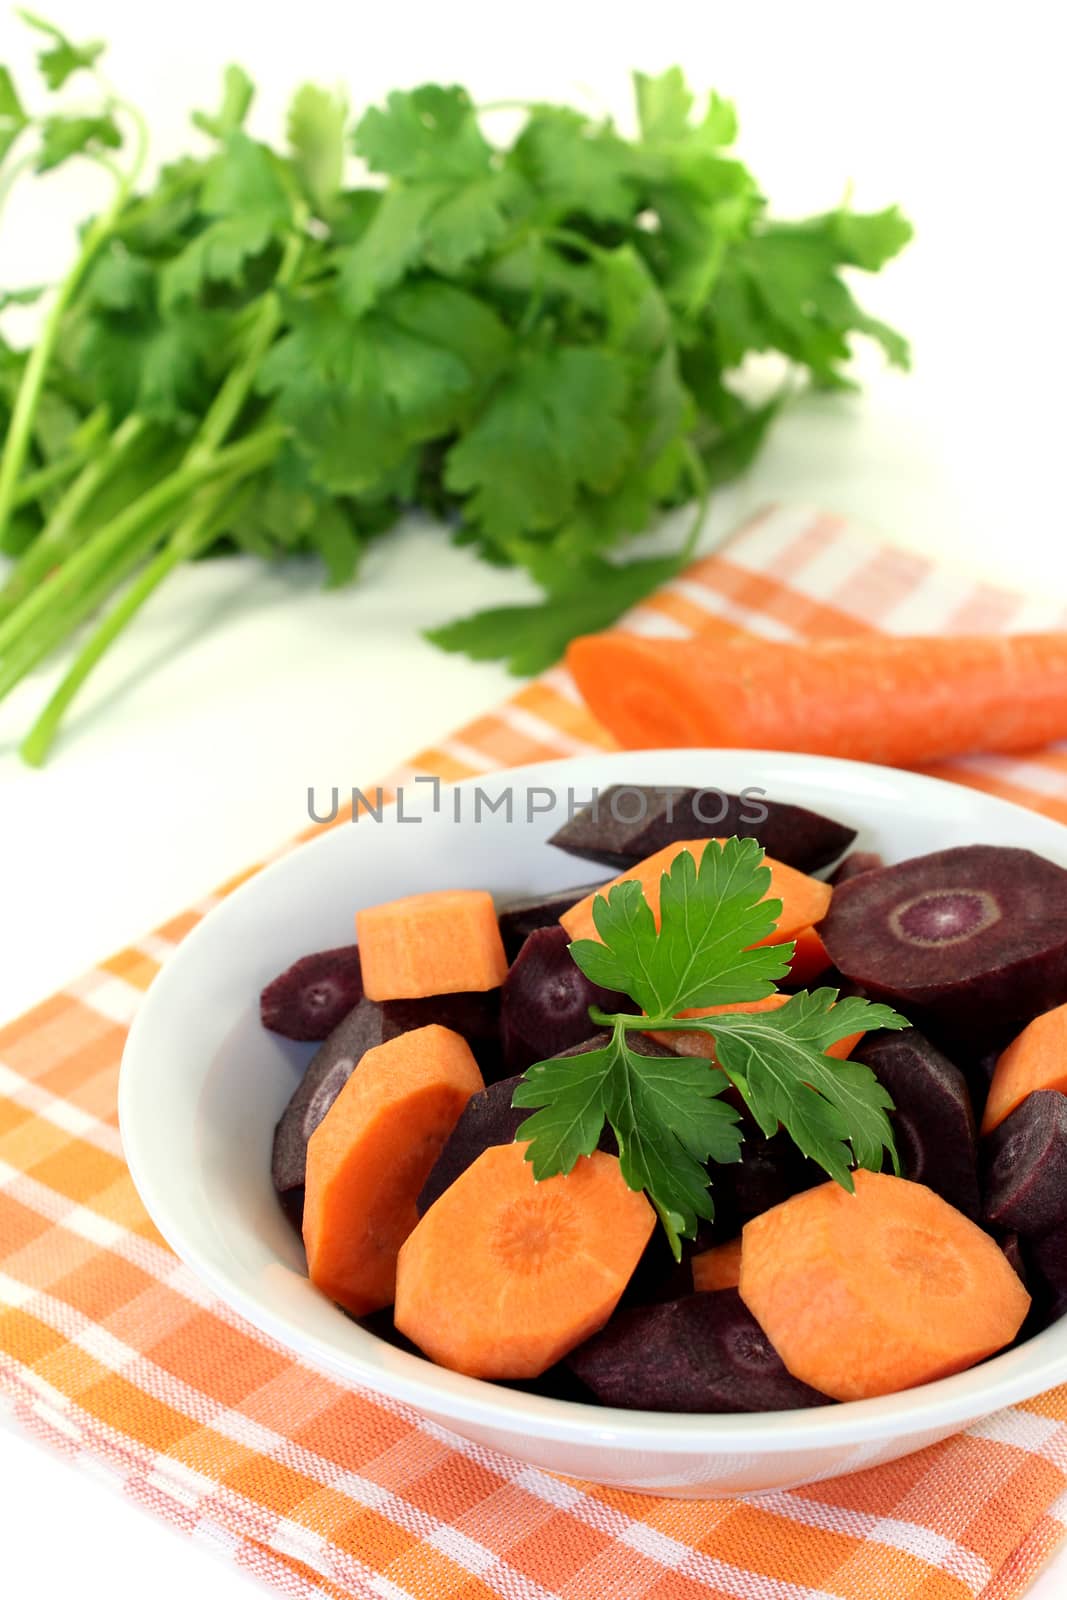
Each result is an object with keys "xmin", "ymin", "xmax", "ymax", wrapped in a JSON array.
[{"xmin": 120, "ymin": 748, "xmax": 1067, "ymax": 1454}]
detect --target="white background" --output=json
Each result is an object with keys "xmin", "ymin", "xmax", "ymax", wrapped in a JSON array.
[{"xmin": 1, "ymin": 1, "xmax": 1066, "ymax": 1595}]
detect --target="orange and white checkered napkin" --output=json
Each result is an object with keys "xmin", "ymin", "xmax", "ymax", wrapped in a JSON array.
[{"xmin": 6, "ymin": 506, "xmax": 1067, "ymax": 1600}]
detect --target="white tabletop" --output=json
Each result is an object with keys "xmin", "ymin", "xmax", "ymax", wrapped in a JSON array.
[{"xmin": 3, "ymin": 1, "xmax": 1066, "ymax": 1595}]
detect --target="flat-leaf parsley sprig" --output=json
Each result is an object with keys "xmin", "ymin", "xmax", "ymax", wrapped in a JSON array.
[
  {"xmin": 0, "ymin": 12, "xmax": 911, "ymax": 762},
  {"xmin": 512, "ymin": 838, "xmax": 908, "ymax": 1255}
]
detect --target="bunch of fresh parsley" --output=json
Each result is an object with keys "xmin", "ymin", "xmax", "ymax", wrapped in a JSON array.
[
  {"xmin": 0, "ymin": 13, "xmax": 912, "ymax": 761},
  {"xmin": 513, "ymin": 838, "xmax": 908, "ymax": 1255}
]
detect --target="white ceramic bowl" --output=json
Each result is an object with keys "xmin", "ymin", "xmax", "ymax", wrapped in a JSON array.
[{"xmin": 120, "ymin": 750, "xmax": 1067, "ymax": 1498}]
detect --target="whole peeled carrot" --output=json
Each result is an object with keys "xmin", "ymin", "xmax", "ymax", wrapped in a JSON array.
[{"xmin": 566, "ymin": 631, "xmax": 1067, "ymax": 767}]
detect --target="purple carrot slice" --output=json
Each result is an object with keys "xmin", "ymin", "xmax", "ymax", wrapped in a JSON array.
[
  {"xmin": 566, "ymin": 1290, "xmax": 832, "ymax": 1412},
  {"xmin": 1026, "ymin": 1227, "xmax": 1067, "ymax": 1313},
  {"xmin": 854, "ymin": 1029, "xmax": 980, "ymax": 1218},
  {"xmin": 830, "ymin": 850, "xmax": 885, "ymax": 886},
  {"xmin": 272, "ymin": 999, "xmax": 385, "ymax": 1206},
  {"xmin": 820, "ymin": 845, "xmax": 1067, "ymax": 1046},
  {"xmin": 416, "ymin": 1075, "xmax": 528, "ymax": 1216},
  {"xmin": 982, "ymin": 1090, "xmax": 1067, "ymax": 1236},
  {"xmin": 260, "ymin": 945, "xmax": 363, "ymax": 1040},
  {"xmin": 500, "ymin": 924, "xmax": 629, "ymax": 1071},
  {"xmin": 381, "ymin": 989, "xmax": 503, "ymax": 1081},
  {"xmin": 717, "ymin": 1130, "xmax": 821, "ymax": 1232},
  {"xmin": 547, "ymin": 786, "xmax": 855, "ymax": 874},
  {"xmin": 498, "ymin": 881, "xmax": 610, "ymax": 960},
  {"xmin": 997, "ymin": 1232, "xmax": 1028, "ymax": 1286}
]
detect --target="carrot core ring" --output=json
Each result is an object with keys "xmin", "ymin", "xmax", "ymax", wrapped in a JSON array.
[{"xmin": 888, "ymin": 888, "xmax": 1001, "ymax": 947}]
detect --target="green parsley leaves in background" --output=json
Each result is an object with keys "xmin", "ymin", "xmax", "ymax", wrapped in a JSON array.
[{"xmin": 0, "ymin": 17, "xmax": 911, "ymax": 761}]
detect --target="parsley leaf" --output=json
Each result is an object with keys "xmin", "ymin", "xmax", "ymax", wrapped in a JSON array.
[
  {"xmin": 708, "ymin": 212, "xmax": 914, "ymax": 386},
  {"xmin": 76, "ymin": 297, "xmax": 220, "ymax": 424},
  {"xmin": 191, "ymin": 65, "xmax": 255, "ymax": 140},
  {"xmin": 633, "ymin": 67, "xmax": 696, "ymax": 145},
  {"xmin": 161, "ymin": 132, "xmax": 291, "ymax": 307},
  {"xmin": 36, "ymin": 112, "xmax": 121, "ymax": 173},
  {"xmin": 0, "ymin": 66, "xmax": 29, "ymax": 164},
  {"xmin": 708, "ymin": 991, "xmax": 904, "ymax": 1182},
  {"xmin": 510, "ymin": 107, "xmax": 637, "ymax": 224},
  {"xmin": 513, "ymin": 1023, "xmax": 744, "ymax": 1253},
  {"xmin": 287, "ymin": 84, "xmax": 348, "ymax": 215},
  {"xmin": 444, "ymin": 346, "xmax": 632, "ymax": 546},
  {"xmin": 426, "ymin": 549, "xmax": 687, "ymax": 675},
  {"xmin": 260, "ymin": 281, "xmax": 512, "ymax": 495},
  {"xmin": 354, "ymin": 85, "xmax": 491, "ymax": 182},
  {"xmin": 570, "ymin": 835, "xmax": 791, "ymax": 1014},
  {"xmin": 342, "ymin": 86, "xmax": 518, "ymax": 301},
  {"xmin": 18, "ymin": 10, "xmax": 104, "ymax": 90},
  {"xmin": 634, "ymin": 67, "xmax": 737, "ymax": 151},
  {"xmin": 513, "ymin": 838, "xmax": 908, "ymax": 1255},
  {"xmin": 420, "ymin": 170, "xmax": 522, "ymax": 275}
]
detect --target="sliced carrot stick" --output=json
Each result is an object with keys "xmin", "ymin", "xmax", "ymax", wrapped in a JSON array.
[
  {"xmin": 982, "ymin": 1003, "xmax": 1067, "ymax": 1133},
  {"xmin": 394, "ymin": 1142, "xmax": 655, "ymax": 1378},
  {"xmin": 787, "ymin": 925, "xmax": 832, "ymax": 986},
  {"xmin": 692, "ymin": 1236, "xmax": 742, "ymax": 1292},
  {"xmin": 560, "ymin": 840, "xmax": 831, "ymax": 946},
  {"xmin": 646, "ymin": 994, "xmax": 863, "ymax": 1061},
  {"xmin": 356, "ymin": 888, "xmax": 508, "ymax": 1000},
  {"xmin": 303, "ymin": 1024, "xmax": 483, "ymax": 1316},
  {"xmin": 739, "ymin": 1170, "xmax": 1030, "ymax": 1400},
  {"xmin": 566, "ymin": 630, "xmax": 1067, "ymax": 767}
]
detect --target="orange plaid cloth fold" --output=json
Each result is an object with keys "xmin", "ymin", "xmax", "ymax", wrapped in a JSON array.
[{"xmin": 5, "ymin": 506, "xmax": 1067, "ymax": 1600}]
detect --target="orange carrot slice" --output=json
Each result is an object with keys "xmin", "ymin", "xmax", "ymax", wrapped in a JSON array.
[
  {"xmin": 394, "ymin": 1142, "xmax": 655, "ymax": 1378},
  {"xmin": 303, "ymin": 1024, "xmax": 483, "ymax": 1316},
  {"xmin": 646, "ymin": 993, "xmax": 863, "ymax": 1061},
  {"xmin": 567, "ymin": 630, "xmax": 1067, "ymax": 767},
  {"xmin": 356, "ymin": 888, "xmax": 508, "ymax": 1000},
  {"xmin": 692, "ymin": 1236, "xmax": 742, "ymax": 1292},
  {"xmin": 560, "ymin": 840, "xmax": 831, "ymax": 947},
  {"xmin": 982, "ymin": 1003, "xmax": 1067, "ymax": 1133},
  {"xmin": 739, "ymin": 1170, "xmax": 1030, "ymax": 1400},
  {"xmin": 787, "ymin": 925, "xmax": 832, "ymax": 986}
]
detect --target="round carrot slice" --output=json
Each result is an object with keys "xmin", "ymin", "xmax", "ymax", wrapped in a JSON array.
[
  {"xmin": 303, "ymin": 1024, "xmax": 483, "ymax": 1317},
  {"xmin": 394, "ymin": 1142, "xmax": 655, "ymax": 1379},
  {"xmin": 739, "ymin": 1170, "xmax": 1030, "ymax": 1401}
]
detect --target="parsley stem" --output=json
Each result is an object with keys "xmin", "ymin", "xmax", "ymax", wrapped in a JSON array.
[
  {"xmin": 0, "ymin": 513, "xmax": 170, "ymax": 707},
  {"xmin": 6, "ymin": 452, "xmax": 81, "ymax": 510},
  {"xmin": 589, "ymin": 1007, "xmax": 676, "ymax": 1032},
  {"xmin": 679, "ymin": 440, "xmax": 710, "ymax": 560},
  {"xmin": 20, "ymin": 481, "xmax": 246, "ymax": 766},
  {"xmin": 185, "ymin": 221, "xmax": 306, "ymax": 464},
  {"xmin": 8, "ymin": 405, "xmax": 110, "ymax": 513},
  {"xmin": 0, "ymin": 149, "xmax": 37, "ymax": 224},
  {"xmin": 0, "ymin": 117, "xmax": 148, "ymax": 547},
  {"xmin": 588, "ymin": 1009, "xmax": 776, "ymax": 1039},
  {"xmin": 0, "ymin": 218, "xmax": 302, "ymax": 746},
  {"xmin": 13, "ymin": 224, "xmax": 304, "ymax": 750},
  {"xmin": 545, "ymin": 227, "xmax": 606, "ymax": 261},
  {"xmin": 0, "ymin": 426, "xmax": 283, "ymax": 664},
  {"xmin": 0, "ymin": 412, "xmax": 149, "ymax": 621}
]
